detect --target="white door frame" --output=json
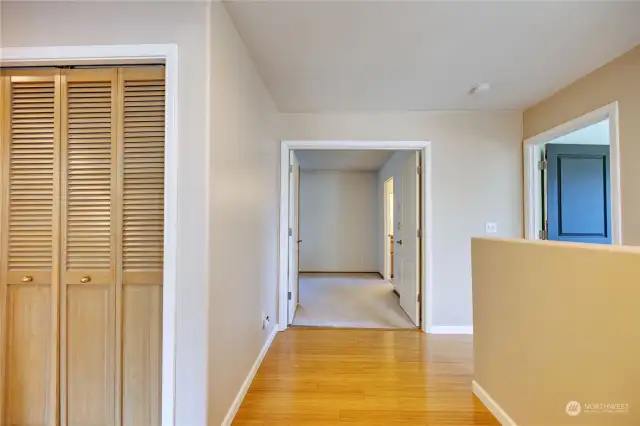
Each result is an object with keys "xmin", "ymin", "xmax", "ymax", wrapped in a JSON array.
[
  {"xmin": 523, "ymin": 102, "xmax": 622, "ymax": 245},
  {"xmin": 278, "ymin": 141, "xmax": 433, "ymax": 332},
  {"xmin": 0, "ymin": 44, "xmax": 179, "ymax": 426}
]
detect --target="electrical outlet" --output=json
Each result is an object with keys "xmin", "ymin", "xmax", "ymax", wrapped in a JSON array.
[
  {"xmin": 485, "ymin": 222, "xmax": 498, "ymax": 234},
  {"xmin": 262, "ymin": 313, "xmax": 270, "ymax": 330}
]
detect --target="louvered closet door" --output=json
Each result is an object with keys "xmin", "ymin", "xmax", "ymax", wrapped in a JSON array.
[
  {"xmin": 118, "ymin": 68, "xmax": 164, "ymax": 426},
  {"xmin": 60, "ymin": 69, "xmax": 117, "ymax": 426},
  {"xmin": 0, "ymin": 70, "xmax": 60, "ymax": 426}
]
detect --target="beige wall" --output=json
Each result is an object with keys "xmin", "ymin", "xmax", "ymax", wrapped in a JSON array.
[
  {"xmin": 523, "ymin": 45, "xmax": 640, "ymax": 245},
  {"xmin": 472, "ymin": 238, "xmax": 640, "ymax": 425},
  {"xmin": 300, "ymin": 170, "xmax": 378, "ymax": 272},
  {"xmin": 1, "ymin": 1, "xmax": 211, "ymax": 423},
  {"xmin": 2, "ymin": 3, "xmax": 281, "ymax": 425},
  {"xmin": 208, "ymin": 3, "xmax": 279, "ymax": 424},
  {"xmin": 280, "ymin": 112, "xmax": 523, "ymax": 326}
]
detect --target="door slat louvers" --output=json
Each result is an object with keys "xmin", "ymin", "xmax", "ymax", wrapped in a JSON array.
[
  {"xmin": 1, "ymin": 67, "xmax": 165, "ymax": 426},
  {"xmin": 61, "ymin": 69, "xmax": 117, "ymax": 426},
  {"xmin": 0, "ymin": 70, "xmax": 60, "ymax": 426},
  {"xmin": 119, "ymin": 68, "xmax": 164, "ymax": 426},
  {"xmin": 9, "ymin": 81, "xmax": 55, "ymax": 270},
  {"xmin": 66, "ymin": 81, "xmax": 112, "ymax": 270},
  {"xmin": 123, "ymin": 76, "xmax": 165, "ymax": 271}
]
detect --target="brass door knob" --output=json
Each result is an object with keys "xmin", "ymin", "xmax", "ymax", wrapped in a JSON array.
[
  {"xmin": 80, "ymin": 276, "xmax": 91, "ymax": 283},
  {"xmin": 21, "ymin": 276, "xmax": 33, "ymax": 283}
]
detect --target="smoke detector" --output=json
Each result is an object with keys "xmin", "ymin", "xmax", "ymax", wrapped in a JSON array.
[{"xmin": 469, "ymin": 83, "xmax": 491, "ymax": 95}]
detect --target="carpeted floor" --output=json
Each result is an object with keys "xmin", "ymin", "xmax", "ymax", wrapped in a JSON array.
[{"xmin": 292, "ymin": 272, "xmax": 416, "ymax": 328}]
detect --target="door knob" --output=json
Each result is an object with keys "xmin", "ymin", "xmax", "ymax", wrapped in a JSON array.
[
  {"xmin": 80, "ymin": 276, "xmax": 91, "ymax": 283},
  {"xmin": 297, "ymin": 240, "xmax": 302, "ymax": 243},
  {"xmin": 396, "ymin": 240, "xmax": 403, "ymax": 245},
  {"xmin": 21, "ymin": 276, "xmax": 33, "ymax": 283}
]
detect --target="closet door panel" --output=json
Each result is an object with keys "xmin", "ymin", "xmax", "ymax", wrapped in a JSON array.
[
  {"xmin": 122, "ymin": 285, "xmax": 161, "ymax": 426},
  {"xmin": 5, "ymin": 285, "xmax": 51, "ymax": 426},
  {"xmin": 66, "ymin": 286, "xmax": 114, "ymax": 426},
  {"xmin": 61, "ymin": 69, "xmax": 117, "ymax": 426},
  {"xmin": 0, "ymin": 71, "xmax": 60, "ymax": 426},
  {"xmin": 119, "ymin": 68, "xmax": 164, "ymax": 426}
]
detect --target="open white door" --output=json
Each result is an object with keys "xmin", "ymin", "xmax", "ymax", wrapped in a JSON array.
[
  {"xmin": 288, "ymin": 151, "xmax": 301, "ymax": 323},
  {"xmin": 396, "ymin": 152, "xmax": 420, "ymax": 325}
]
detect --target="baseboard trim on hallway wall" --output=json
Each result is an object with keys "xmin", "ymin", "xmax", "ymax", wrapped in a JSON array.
[
  {"xmin": 472, "ymin": 380, "xmax": 517, "ymax": 426},
  {"xmin": 299, "ymin": 271, "xmax": 381, "ymax": 275},
  {"xmin": 429, "ymin": 325, "xmax": 474, "ymax": 334},
  {"xmin": 221, "ymin": 327, "xmax": 279, "ymax": 426}
]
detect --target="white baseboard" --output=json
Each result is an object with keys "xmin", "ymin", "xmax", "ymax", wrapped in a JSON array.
[
  {"xmin": 429, "ymin": 325, "xmax": 473, "ymax": 334},
  {"xmin": 472, "ymin": 380, "xmax": 517, "ymax": 426},
  {"xmin": 221, "ymin": 327, "xmax": 279, "ymax": 426}
]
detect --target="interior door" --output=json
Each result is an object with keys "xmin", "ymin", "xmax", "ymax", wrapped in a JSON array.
[
  {"xmin": 288, "ymin": 151, "xmax": 300, "ymax": 323},
  {"xmin": 0, "ymin": 67, "xmax": 164, "ymax": 426},
  {"xmin": 546, "ymin": 143, "xmax": 611, "ymax": 244},
  {"xmin": 60, "ymin": 68, "xmax": 118, "ymax": 426},
  {"xmin": 296, "ymin": 166, "xmax": 301, "ymax": 303},
  {"xmin": 0, "ymin": 69, "xmax": 61, "ymax": 426},
  {"xmin": 119, "ymin": 67, "xmax": 164, "ymax": 426},
  {"xmin": 397, "ymin": 152, "xmax": 420, "ymax": 326}
]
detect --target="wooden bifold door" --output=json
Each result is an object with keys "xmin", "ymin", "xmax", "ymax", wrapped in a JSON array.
[{"xmin": 0, "ymin": 67, "xmax": 165, "ymax": 426}]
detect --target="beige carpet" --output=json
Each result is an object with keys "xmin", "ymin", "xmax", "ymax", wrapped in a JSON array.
[{"xmin": 292, "ymin": 272, "xmax": 416, "ymax": 328}]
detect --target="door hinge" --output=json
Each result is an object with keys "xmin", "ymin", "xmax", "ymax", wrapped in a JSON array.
[
  {"xmin": 288, "ymin": 227, "xmax": 293, "ymax": 237},
  {"xmin": 539, "ymin": 220, "xmax": 548, "ymax": 240},
  {"xmin": 417, "ymin": 165, "xmax": 422, "ymax": 175},
  {"xmin": 288, "ymin": 291, "xmax": 292, "ymax": 300},
  {"xmin": 417, "ymin": 229, "xmax": 422, "ymax": 238},
  {"xmin": 417, "ymin": 293, "xmax": 421, "ymax": 302},
  {"xmin": 289, "ymin": 165, "xmax": 293, "ymax": 174},
  {"xmin": 538, "ymin": 160, "xmax": 547, "ymax": 170}
]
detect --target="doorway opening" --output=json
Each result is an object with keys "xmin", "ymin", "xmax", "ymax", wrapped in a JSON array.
[
  {"xmin": 524, "ymin": 102, "xmax": 622, "ymax": 245},
  {"xmin": 278, "ymin": 141, "xmax": 432, "ymax": 332},
  {"xmin": 383, "ymin": 177, "xmax": 395, "ymax": 284}
]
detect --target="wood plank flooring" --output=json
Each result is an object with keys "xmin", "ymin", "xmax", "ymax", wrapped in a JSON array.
[{"xmin": 233, "ymin": 328, "xmax": 499, "ymax": 425}]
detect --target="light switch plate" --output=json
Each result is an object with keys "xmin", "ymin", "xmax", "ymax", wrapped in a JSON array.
[{"xmin": 485, "ymin": 222, "xmax": 498, "ymax": 234}]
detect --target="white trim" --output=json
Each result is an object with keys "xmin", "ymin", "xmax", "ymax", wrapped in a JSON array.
[
  {"xmin": 523, "ymin": 102, "xmax": 622, "ymax": 244},
  {"xmin": 472, "ymin": 380, "xmax": 517, "ymax": 426},
  {"xmin": 278, "ymin": 141, "xmax": 433, "ymax": 333},
  {"xmin": 0, "ymin": 44, "xmax": 176, "ymax": 65},
  {"xmin": 221, "ymin": 327, "xmax": 279, "ymax": 426},
  {"xmin": 429, "ymin": 325, "xmax": 473, "ymax": 334},
  {"xmin": 0, "ymin": 44, "xmax": 179, "ymax": 426}
]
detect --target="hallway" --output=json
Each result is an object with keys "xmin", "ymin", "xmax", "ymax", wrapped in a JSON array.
[
  {"xmin": 233, "ymin": 328, "xmax": 499, "ymax": 425},
  {"xmin": 292, "ymin": 273, "xmax": 415, "ymax": 329}
]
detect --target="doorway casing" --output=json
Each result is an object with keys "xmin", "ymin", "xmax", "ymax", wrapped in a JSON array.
[
  {"xmin": 523, "ymin": 102, "xmax": 622, "ymax": 244},
  {"xmin": 0, "ymin": 44, "xmax": 179, "ymax": 426},
  {"xmin": 278, "ymin": 141, "xmax": 433, "ymax": 332}
]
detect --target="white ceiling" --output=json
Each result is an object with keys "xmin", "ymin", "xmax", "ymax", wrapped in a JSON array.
[
  {"xmin": 296, "ymin": 150, "xmax": 395, "ymax": 171},
  {"xmin": 225, "ymin": 1, "xmax": 640, "ymax": 113}
]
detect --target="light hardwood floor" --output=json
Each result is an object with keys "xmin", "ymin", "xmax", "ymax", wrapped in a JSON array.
[{"xmin": 233, "ymin": 328, "xmax": 499, "ymax": 425}]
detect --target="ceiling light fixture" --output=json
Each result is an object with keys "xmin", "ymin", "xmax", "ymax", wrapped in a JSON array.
[{"xmin": 469, "ymin": 82, "xmax": 491, "ymax": 95}]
